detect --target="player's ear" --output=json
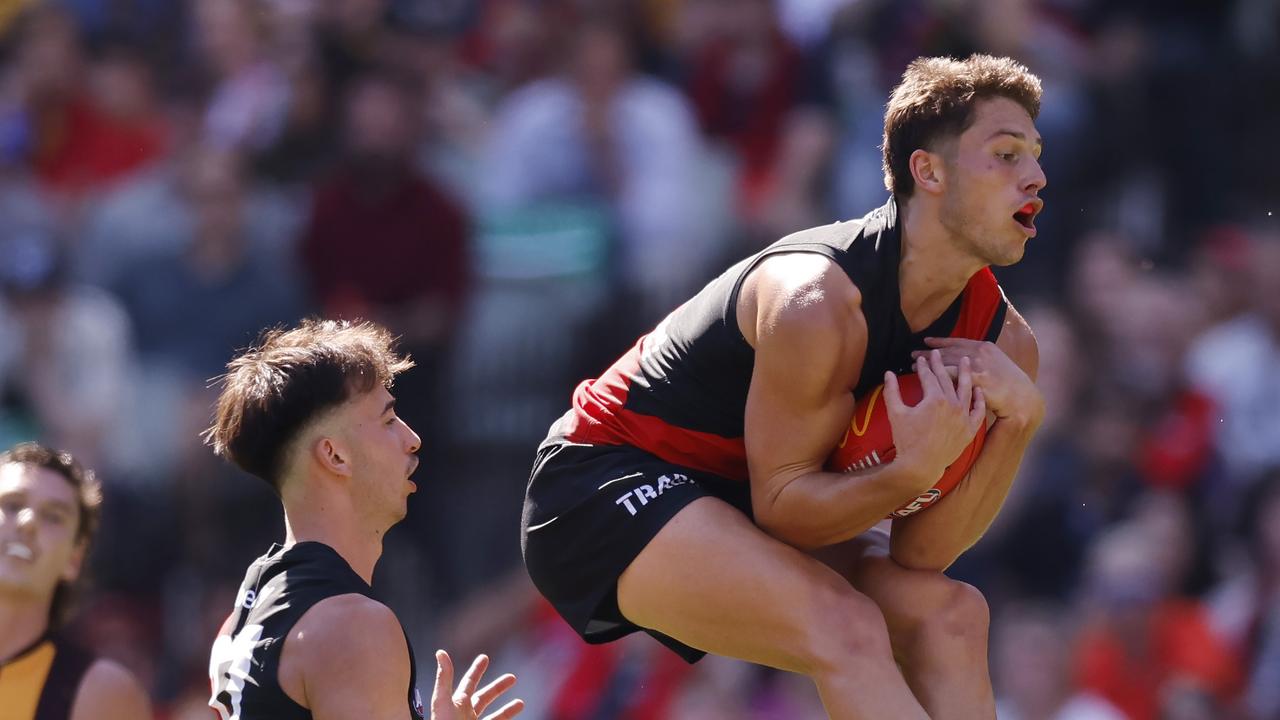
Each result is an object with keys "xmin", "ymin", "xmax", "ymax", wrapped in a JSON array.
[
  {"xmin": 313, "ymin": 436, "xmax": 353, "ymax": 479},
  {"xmin": 61, "ymin": 540, "xmax": 86, "ymax": 583},
  {"xmin": 908, "ymin": 148, "xmax": 946, "ymax": 195}
]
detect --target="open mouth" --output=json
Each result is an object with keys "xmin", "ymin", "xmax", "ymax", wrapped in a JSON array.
[
  {"xmin": 4, "ymin": 542, "xmax": 33, "ymax": 561},
  {"xmin": 1013, "ymin": 202, "xmax": 1038, "ymax": 232}
]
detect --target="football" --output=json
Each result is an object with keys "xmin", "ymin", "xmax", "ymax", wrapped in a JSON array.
[{"xmin": 826, "ymin": 373, "xmax": 988, "ymax": 518}]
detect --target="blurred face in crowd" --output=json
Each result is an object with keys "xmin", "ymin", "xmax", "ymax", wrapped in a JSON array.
[
  {"xmin": 92, "ymin": 51, "xmax": 156, "ymax": 121},
  {"xmin": 570, "ymin": 23, "xmax": 631, "ymax": 101},
  {"xmin": 0, "ymin": 463, "xmax": 85, "ymax": 611},
  {"xmin": 195, "ymin": 0, "xmax": 263, "ymax": 77},
  {"xmin": 18, "ymin": 9, "xmax": 82, "ymax": 100},
  {"xmin": 993, "ymin": 612, "xmax": 1071, "ymax": 716},
  {"xmin": 934, "ymin": 96, "xmax": 1046, "ymax": 267},
  {"xmin": 345, "ymin": 78, "xmax": 415, "ymax": 160},
  {"xmin": 184, "ymin": 148, "xmax": 246, "ymax": 247}
]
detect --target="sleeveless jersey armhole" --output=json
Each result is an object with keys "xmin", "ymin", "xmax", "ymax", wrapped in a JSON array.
[{"xmin": 724, "ymin": 242, "xmax": 845, "ymax": 346}]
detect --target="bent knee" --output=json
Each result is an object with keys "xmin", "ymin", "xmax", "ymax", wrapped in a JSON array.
[
  {"xmin": 909, "ymin": 578, "xmax": 990, "ymax": 646},
  {"xmin": 791, "ymin": 578, "xmax": 894, "ymax": 676}
]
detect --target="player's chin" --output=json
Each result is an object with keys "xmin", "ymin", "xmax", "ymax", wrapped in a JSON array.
[{"xmin": 988, "ymin": 238, "xmax": 1029, "ymax": 266}]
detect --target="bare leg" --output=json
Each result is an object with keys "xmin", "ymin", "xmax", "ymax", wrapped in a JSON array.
[
  {"xmin": 813, "ymin": 528, "xmax": 996, "ymax": 720},
  {"xmin": 617, "ymin": 498, "xmax": 930, "ymax": 720}
]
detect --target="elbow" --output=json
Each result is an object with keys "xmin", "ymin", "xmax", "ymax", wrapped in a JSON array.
[{"xmin": 754, "ymin": 507, "xmax": 824, "ymax": 551}]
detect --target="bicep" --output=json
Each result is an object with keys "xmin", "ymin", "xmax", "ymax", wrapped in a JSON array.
[
  {"xmin": 743, "ymin": 258, "xmax": 865, "ymax": 505},
  {"xmin": 302, "ymin": 599, "xmax": 412, "ymax": 720}
]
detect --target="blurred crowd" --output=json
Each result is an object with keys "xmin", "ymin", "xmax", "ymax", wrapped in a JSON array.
[{"xmin": 0, "ymin": 0, "xmax": 1277, "ymax": 718}]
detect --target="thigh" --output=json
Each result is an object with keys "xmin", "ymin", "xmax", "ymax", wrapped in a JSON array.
[{"xmin": 616, "ymin": 496, "xmax": 879, "ymax": 674}]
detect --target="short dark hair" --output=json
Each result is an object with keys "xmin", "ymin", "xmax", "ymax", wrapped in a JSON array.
[
  {"xmin": 204, "ymin": 319, "xmax": 415, "ymax": 490},
  {"xmin": 0, "ymin": 442, "xmax": 103, "ymax": 629},
  {"xmin": 882, "ymin": 54, "xmax": 1042, "ymax": 197}
]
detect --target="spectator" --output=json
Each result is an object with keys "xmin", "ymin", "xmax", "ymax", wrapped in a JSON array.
[
  {"xmin": 1074, "ymin": 509, "xmax": 1242, "ymax": 720},
  {"xmin": 1186, "ymin": 233, "xmax": 1280, "ymax": 484},
  {"xmin": 193, "ymin": 0, "xmax": 290, "ymax": 152},
  {"xmin": 992, "ymin": 603, "xmax": 1125, "ymax": 720},
  {"xmin": 481, "ymin": 11, "xmax": 727, "ymax": 316}
]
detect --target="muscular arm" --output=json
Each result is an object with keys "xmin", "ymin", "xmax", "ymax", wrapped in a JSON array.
[
  {"xmin": 285, "ymin": 594, "xmax": 412, "ymax": 720},
  {"xmin": 888, "ymin": 305, "xmax": 1043, "ymax": 571},
  {"xmin": 742, "ymin": 254, "xmax": 938, "ymax": 550},
  {"xmin": 70, "ymin": 659, "xmax": 153, "ymax": 720}
]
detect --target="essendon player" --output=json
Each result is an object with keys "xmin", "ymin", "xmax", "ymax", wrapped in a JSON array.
[
  {"xmin": 521, "ymin": 55, "xmax": 1047, "ymax": 719},
  {"xmin": 204, "ymin": 320, "xmax": 522, "ymax": 720}
]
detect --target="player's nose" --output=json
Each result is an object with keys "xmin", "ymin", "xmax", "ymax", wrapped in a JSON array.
[
  {"xmin": 1024, "ymin": 156, "xmax": 1047, "ymax": 192},
  {"xmin": 402, "ymin": 422, "xmax": 422, "ymax": 454}
]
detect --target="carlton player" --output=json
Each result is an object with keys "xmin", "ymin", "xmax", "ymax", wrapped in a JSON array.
[
  {"xmin": 521, "ymin": 54, "xmax": 1046, "ymax": 719},
  {"xmin": 205, "ymin": 320, "xmax": 522, "ymax": 720}
]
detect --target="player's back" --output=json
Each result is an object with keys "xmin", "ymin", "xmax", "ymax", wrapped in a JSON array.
[{"xmin": 208, "ymin": 541, "xmax": 425, "ymax": 720}]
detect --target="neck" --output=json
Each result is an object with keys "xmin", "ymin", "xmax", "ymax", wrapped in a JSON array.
[
  {"xmin": 281, "ymin": 482, "xmax": 384, "ymax": 585},
  {"xmin": 0, "ymin": 595, "xmax": 51, "ymax": 662},
  {"xmin": 898, "ymin": 196, "xmax": 986, "ymax": 332}
]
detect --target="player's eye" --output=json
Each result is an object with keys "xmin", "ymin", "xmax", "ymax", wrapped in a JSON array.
[
  {"xmin": 0, "ymin": 498, "xmax": 23, "ymax": 516},
  {"xmin": 40, "ymin": 508, "xmax": 69, "ymax": 526},
  {"xmin": 997, "ymin": 152, "xmax": 1018, "ymax": 163}
]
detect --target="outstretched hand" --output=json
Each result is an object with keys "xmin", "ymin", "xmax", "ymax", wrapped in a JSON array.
[{"xmin": 431, "ymin": 651, "xmax": 524, "ymax": 720}]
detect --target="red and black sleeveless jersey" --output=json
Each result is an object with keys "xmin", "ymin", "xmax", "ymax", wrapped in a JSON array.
[
  {"xmin": 550, "ymin": 197, "xmax": 1007, "ymax": 482},
  {"xmin": 208, "ymin": 542, "xmax": 425, "ymax": 720},
  {"xmin": 0, "ymin": 633, "xmax": 94, "ymax": 720}
]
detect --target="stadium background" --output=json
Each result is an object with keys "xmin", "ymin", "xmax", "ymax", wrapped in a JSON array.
[{"xmin": 0, "ymin": 0, "xmax": 1277, "ymax": 717}]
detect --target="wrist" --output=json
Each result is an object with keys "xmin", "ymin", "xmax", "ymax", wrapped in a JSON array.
[
  {"xmin": 993, "ymin": 401, "xmax": 1044, "ymax": 434},
  {"xmin": 891, "ymin": 452, "xmax": 944, "ymax": 494}
]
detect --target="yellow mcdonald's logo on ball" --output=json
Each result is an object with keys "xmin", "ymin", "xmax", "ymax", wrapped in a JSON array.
[{"xmin": 851, "ymin": 385, "xmax": 883, "ymax": 437}]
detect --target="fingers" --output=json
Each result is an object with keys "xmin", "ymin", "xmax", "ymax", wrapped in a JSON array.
[
  {"xmin": 431, "ymin": 650, "xmax": 455, "ymax": 712},
  {"xmin": 483, "ymin": 698, "xmax": 526, "ymax": 720},
  {"xmin": 882, "ymin": 370, "xmax": 904, "ymax": 412},
  {"xmin": 454, "ymin": 654, "xmax": 490, "ymax": 705},
  {"xmin": 914, "ymin": 354, "xmax": 944, "ymax": 397},
  {"xmin": 928, "ymin": 349, "xmax": 958, "ymax": 401},
  {"xmin": 968, "ymin": 387, "xmax": 987, "ymax": 429},
  {"xmin": 956, "ymin": 356, "xmax": 973, "ymax": 411},
  {"xmin": 472, "ymin": 674, "xmax": 518, "ymax": 717}
]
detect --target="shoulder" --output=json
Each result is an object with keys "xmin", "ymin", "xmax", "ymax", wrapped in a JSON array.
[
  {"xmin": 70, "ymin": 658, "xmax": 152, "ymax": 720},
  {"xmin": 740, "ymin": 251, "xmax": 867, "ymax": 394},
  {"xmin": 292, "ymin": 593, "xmax": 406, "ymax": 661},
  {"xmin": 748, "ymin": 252, "xmax": 863, "ymax": 337},
  {"xmin": 995, "ymin": 301, "xmax": 1039, "ymax": 379},
  {"xmin": 288, "ymin": 594, "xmax": 410, "ymax": 713}
]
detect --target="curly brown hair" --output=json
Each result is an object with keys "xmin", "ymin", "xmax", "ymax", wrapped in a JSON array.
[
  {"xmin": 0, "ymin": 442, "xmax": 102, "ymax": 629},
  {"xmin": 883, "ymin": 54, "xmax": 1042, "ymax": 198},
  {"xmin": 204, "ymin": 318, "xmax": 414, "ymax": 490}
]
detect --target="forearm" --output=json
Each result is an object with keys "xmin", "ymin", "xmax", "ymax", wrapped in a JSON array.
[
  {"xmin": 756, "ymin": 458, "xmax": 935, "ymax": 550},
  {"xmin": 889, "ymin": 415, "xmax": 1040, "ymax": 571}
]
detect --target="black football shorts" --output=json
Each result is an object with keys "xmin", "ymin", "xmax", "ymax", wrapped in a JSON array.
[{"xmin": 520, "ymin": 440, "xmax": 753, "ymax": 663}]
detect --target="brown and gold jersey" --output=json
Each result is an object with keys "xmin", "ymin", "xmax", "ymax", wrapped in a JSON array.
[{"xmin": 0, "ymin": 634, "xmax": 94, "ymax": 720}]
